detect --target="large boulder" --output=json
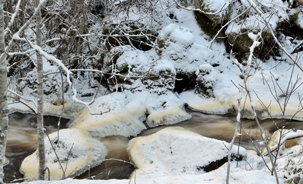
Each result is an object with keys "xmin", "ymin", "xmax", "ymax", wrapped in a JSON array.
[
  {"xmin": 127, "ymin": 127, "xmax": 246, "ymax": 178},
  {"xmin": 20, "ymin": 129, "xmax": 108, "ymax": 180},
  {"xmin": 71, "ymin": 91, "xmax": 191, "ymax": 135},
  {"xmin": 70, "ymin": 92, "xmax": 147, "ymax": 137},
  {"xmin": 194, "ymin": 0, "xmax": 232, "ymax": 27}
]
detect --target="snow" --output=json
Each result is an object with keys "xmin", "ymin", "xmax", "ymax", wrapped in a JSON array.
[
  {"xmin": 70, "ymin": 92, "xmax": 147, "ymax": 137},
  {"xmin": 70, "ymin": 91, "xmax": 191, "ymax": 137},
  {"xmin": 6, "ymin": 0, "xmax": 303, "ymax": 183},
  {"xmin": 17, "ymin": 168, "xmax": 282, "ymax": 184},
  {"xmin": 262, "ymin": 130, "xmax": 303, "ymax": 183},
  {"xmin": 8, "ymin": 98, "xmax": 85, "ymax": 120},
  {"xmin": 20, "ymin": 129, "xmax": 108, "ymax": 180},
  {"xmin": 264, "ymin": 129, "xmax": 303, "ymax": 154},
  {"xmin": 127, "ymin": 127, "xmax": 246, "ymax": 178},
  {"xmin": 16, "ymin": 129, "xmax": 283, "ymax": 184}
]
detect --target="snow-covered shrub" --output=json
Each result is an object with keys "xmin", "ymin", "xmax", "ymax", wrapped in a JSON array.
[
  {"xmin": 101, "ymin": 21, "xmax": 158, "ymax": 51},
  {"xmin": 293, "ymin": 6, "xmax": 303, "ymax": 31},
  {"xmin": 19, "ymin": 67, "xmax": 65, "ymax": 96}
]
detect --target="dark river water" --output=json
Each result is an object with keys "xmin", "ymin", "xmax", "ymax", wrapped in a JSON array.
[{"xmin": 4, "ymin": 111, "xmax": 303, "ymax": 183}]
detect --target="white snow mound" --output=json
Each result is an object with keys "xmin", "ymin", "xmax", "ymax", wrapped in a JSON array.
[
  {"xmin": 20, "ymin": 129, "xmax": 108, "ymax": 180},
  {"xmin": 127, "ymin": 127, "xmax": 246, "ymax": 178},
  {"xmin": 71, "ymin": 92, "xmax": 147, "ymax": 137}
]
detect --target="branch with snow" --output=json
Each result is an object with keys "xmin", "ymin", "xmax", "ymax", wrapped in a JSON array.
[
  {"xmin": 173, "ymin": 0, "xmax": 228, "ymax": 15},
  {"xmin": 208, "ymin": 7, "xmax": 251, "ymax": 48},
  {"xmin": 7, "ymin": 88, "xmax": 37, "ymax": 108},
  {"xmin": 246, "ymin": 0, "xmax": 303, "ymax": 72},
  {"xmin": 230, "ymin": 28, "xmax": 280, "ymax": 183},
  {"xmin": 0, "ymin": 0, "xmax": 49, "ymax": 64},
  {"xmin": 4, "ymin": 0, "xmax": 21, "ymax": 36},
  {"xmin": 264, "ymin": 132, "xmax": 303, "ymax": 155}
]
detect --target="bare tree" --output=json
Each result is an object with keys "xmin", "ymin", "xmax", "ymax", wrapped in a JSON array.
[
  {"xmin": 0, "ymin": 0, "xmax": 8, "ymax": 183},
  {"xmin": 35, "ymin": 0, "xmax": 46, "ymax": 180}
]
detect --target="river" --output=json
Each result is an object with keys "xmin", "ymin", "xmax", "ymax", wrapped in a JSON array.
[{"xmin": 4, "ymin": 111, "xmax": 303, "ymax": 182}]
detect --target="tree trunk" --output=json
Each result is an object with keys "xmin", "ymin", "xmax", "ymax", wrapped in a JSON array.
[
  {"xmin": 76, "ymin": 0, "xmax": 89, "ymax": 55},
  {"xmin": 35, "ymin": 0, "xmax": 45, "ymax": 180},
  {"xmin": 0, "ymin": 0, "xmax": 8, "ymax": 183}
]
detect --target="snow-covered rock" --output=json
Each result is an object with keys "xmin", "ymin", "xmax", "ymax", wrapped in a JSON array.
[
  {"xmin": 70, "ymin": 92, "xmax": 147, "ymax": 137},
  {"xmin": 195, "ymin": 64, "xmax": 218, "ymax": 97},
  {"xmin": 127, "ymin": 127, "xmax": 246, "ymax": 178},
  {"xmin": 194, "ymin": 0, "xmax": 232, "ymax": 26},
  {"xmin": 20, "ymin": 129, "xmax": 108, "ymax": 180},
  {"xmin": 71, "ymin": 91, "xmax": 191, "ymax": 136},
  {"xmin": 157, "ymin": 24, "xmax": 211, "ymax": 75},
  {"xmin": 145, "ymin": 91, "xmax": 192, "ymax": 127},
  {"xmin": 264, "ymin": 129, "xmax": 303, "ymax": 154},
  {"xmin": 264, "ymin": 130, "xmax": 303, "ymax": 183}
]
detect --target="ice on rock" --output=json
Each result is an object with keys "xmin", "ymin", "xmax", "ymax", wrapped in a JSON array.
[
  {"xmin": 71, "ymin": 91, "xmax": 191, "ymax": 136},
  {"xmin": 145, "ymin": 91, "xmax": 192, "ymax": 127},
  {"xmin": 71, "ymin": 92, "xmax": 147, "ymax": 137},
  {"xmin": 127, "ymin": 127, "xmax": 246, "ymax": 178},
  {"xmin": 20, "ymin": 129, "xmax": 108, "ymax": 180}
]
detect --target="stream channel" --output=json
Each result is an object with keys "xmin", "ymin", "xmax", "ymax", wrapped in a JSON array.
[{"xmin": 5, "ymin": 110, "xmax": 303, "ymax": 183}]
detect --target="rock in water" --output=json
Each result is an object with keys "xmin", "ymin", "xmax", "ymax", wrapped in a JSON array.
[
  {"xmin": 127, "ymin": 127, "xmax": 246, "ymax": 178},
  {"xmin": 20, "ymin": 128, "xmax": 108, "ymax": 180}
]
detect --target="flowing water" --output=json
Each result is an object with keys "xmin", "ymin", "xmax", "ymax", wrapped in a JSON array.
[{"xmin": 5, "ymin": 111, "xmax": 303, "ymax": 182}]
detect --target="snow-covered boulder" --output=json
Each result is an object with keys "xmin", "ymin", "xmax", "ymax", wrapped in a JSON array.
[
  {"xmin": 127, "ymin": 127, "xmax": 246, "ymax": 178},
  {"xmin": 145, "ymin": 91, "xmax": 192, "ymax": 127},
  {"xmin": 103, "ymin": 44, "xmax": 176, "ymax": 94},
  {"xmin": 20, "ymin": 129, "xmax": 108, "ymax": 180},
  {"xmin": 263, "ymin": 130, "xmax": 303, "ymax": 183},
  {"xmin": 156, "ymin": 24, "xmax": 211, "ymax": 75},
  {"xmin": 264, "ymin": 129, "xmax": 303, "ymax": 154},
  {"xmin": 194, "ymin": 0, "xmax": 232, "ymax": 26},
  {"xmin": 70, "ymin": 92, "xmax": 147, "ymax": 137},
  {"xmin": 71, "ymin": 91, "xmax": 191, "ymax": 135},
  {"xmin": 195, "ymin": 64, "xmax": 218, "ymax": 97},
  {"xmin": 225, "ymin": 0, "xmax": 290, "ymax": 54}
]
